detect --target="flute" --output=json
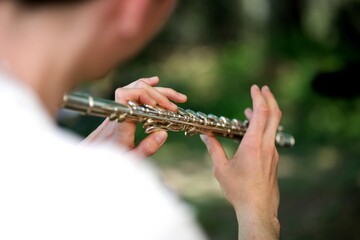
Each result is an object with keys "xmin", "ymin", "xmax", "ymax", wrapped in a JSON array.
[{"xmin": 61, "ymin": 92, "xmax": 295, "ymax": 148}]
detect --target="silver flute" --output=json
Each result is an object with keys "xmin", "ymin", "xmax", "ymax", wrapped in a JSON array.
[{"xmin": 62, "ymin": 92, "xmax": 295, "ymax": 148}]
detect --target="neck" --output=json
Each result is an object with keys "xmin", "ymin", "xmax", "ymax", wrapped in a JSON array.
[{"xmin": 0, "ymin": 3, "xmax": 85, "ymax": 118}]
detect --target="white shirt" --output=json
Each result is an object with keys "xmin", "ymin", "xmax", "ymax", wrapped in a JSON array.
[{"xmin": 0, "ymin": 71, "xmax": 208, "ymax": 240}]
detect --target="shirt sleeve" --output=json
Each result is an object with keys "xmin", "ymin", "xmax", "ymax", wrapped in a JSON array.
[{"xmin": 0, "ymin": 141, "xmax": 209, "ymax": 240}]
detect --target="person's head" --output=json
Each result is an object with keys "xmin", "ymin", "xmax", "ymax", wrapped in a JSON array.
[{"xmin": 0, "ymin": 0, "xmax": 177, "ymax": 81}]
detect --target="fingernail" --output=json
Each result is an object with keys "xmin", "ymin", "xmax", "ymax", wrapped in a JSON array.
[
  {"xmin": 150, "ymin": 76, "xmax": 159, "ymax": 81},
  {"xmin": 155, "ymin": 131, "xmax": 167, "ymax": 144},
  {"xmin": 252, "ymin": 84, "xmax": 260, "ymax": 91},
  {"xmin": 262, "ymin": 85, "xmax": 270, "ymax": 92},
  {"xmin": 170, "ymin": 102, "xmax": 178, "ymax": 110},
  {"xmin": 200, "ymin": 134, "xmax": 208, "ymax": 144},
  {"xmin": 178, "ymin": 92, "xmax": 187, "ymax": 99}
]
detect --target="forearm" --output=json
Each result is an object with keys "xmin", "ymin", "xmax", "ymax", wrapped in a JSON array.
[{"xmin": 235, "ymin": 207, "xmax": 280, "ymax": 240}]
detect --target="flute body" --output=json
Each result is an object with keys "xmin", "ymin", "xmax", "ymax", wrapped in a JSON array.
[{"xmin": 62, "ymin": 92, "xmax": 295, "ymax": 148}]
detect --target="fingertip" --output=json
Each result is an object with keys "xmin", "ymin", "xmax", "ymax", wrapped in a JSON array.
[
  {"xmin": 168, "ymin": 102, "xmax": 178, "ymax": 112},
  {"xmin": 251, "ymin": 84, "xmax": 260, "ymax": 92},
  {"xmin": 200, "ymin": 134, "xmax": 209, "ymax": 145},
  {"xmin": 261, "ymin": 85, "xmax": 275, "ymax": 99},
  {"xmin": 200, "ymin": 134, "xmax": 214, "ymax": 155},
  {"xmin": 200, "ymin": 134, "xmax": 218, "ymax": 150},
  {"xmin": 244, "ymin": 107, "xmax": 252, "ymax": 112},
  {"xmin": 177, "ymin": 92, "xmax": 188, "ymax": 102},
  {"xmin": 262, "ymin": 85, "xmax": 270, "ymax": 93},
  {"xmin": 150, "ymin": 76, "xmax": 159, "ymax": 79},
  {"xmin": 244, "ymin": 108, "xmax": 253, "ymax": 120},
  {"xmin": 250, "ymin": 84, "xmax": 260, "ymax": 97},
  {"xmin": 146, "ymin": 76, "xmax": 160, "ymax": 86},
  {"xmin": 200, "ymin": 135, "xmax": 228, "ymax": 169},
  {"xmin": 261, "ymin": 85, "xmax": 279, "ymax": 107},
  {"xmin": 134, "ymin": 130, "xmax": 168, "ymax": 158}
]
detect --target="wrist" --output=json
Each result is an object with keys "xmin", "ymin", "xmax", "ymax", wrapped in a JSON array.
[{"xmin": 234, "ymin": 205, "xmax": 280, "ymax": 240}]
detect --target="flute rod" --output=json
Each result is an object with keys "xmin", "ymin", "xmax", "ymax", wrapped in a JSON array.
[{"xmin": 62, "ymin": 92, "xmax": 295, "ymax": 148}]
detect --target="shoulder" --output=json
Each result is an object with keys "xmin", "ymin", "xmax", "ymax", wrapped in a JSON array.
[
  {"xmin": 1, "ymin": 129, "xmax": 208, "ymax": 240},
  {"xmin": 0, "ymin": 72, "xmax": 207, "ymax": 239}
]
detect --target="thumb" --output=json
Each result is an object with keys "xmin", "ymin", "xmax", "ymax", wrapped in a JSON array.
[
  {"xmin": 130, "ymin": 130, "xmax": 168, "ymax": 159},
  {"xmin": 200, "ymin": 134, "xmax": 229, "ymax": 170}
]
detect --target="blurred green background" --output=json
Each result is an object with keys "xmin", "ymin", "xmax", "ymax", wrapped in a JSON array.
[{"xmin": 58, "ymin": 0, "xmax": 360, "ymax": 239}]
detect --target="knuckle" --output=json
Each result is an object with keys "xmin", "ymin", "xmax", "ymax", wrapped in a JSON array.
[
  {"xmin": 268, "ymin": 145, "xmax": 276, "ymax": 156},
  {"xmin": 265, "ymin": 144, "xmax": 278, "ymax": 159},
  {"xmin": 127, "ymin": 142, "xmax": 135, "ymax": 150},
  {"xmin": 213, "ymin": 166, "xmax": 222, "ymax": 179},
  {"xmin": 115, "ymin": 88, "xmax": 122, "ymax": 96},
  {"xmin": 136, "ymin": 79, "xmax": 148, "ymax": 88},
  {"xmin": 246, "ymin": 145, "xmax": 260, "ymax": 156},
  {"xmin": 258, "ymin": 106, "xmax": 269, "ymax": 116},
  {"xmin": 140, "ymin": 94, "xmax": 155, "ymax": 105},
  {"xmin": 157, "ymin": 94, "xmax": 168, "ymax": 103},
  {"xmin": 165, "ymin": 88, "xmax": 177, "ymax": 95},
  {"xmin": 274, "ymin": 150, "xmax": 279, "ymax": 162},
  {"xmin": 114, "ymin": 88, "xmax": 124, "ymax": 100}
]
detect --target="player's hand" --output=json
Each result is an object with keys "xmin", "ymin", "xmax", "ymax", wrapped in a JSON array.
[
  {"xmin": 82, "ymin": 76, "xmax": 187, "ymax": 159},
  {"xmin": 201, "ymin": 85, "xmax": 281, "ymax": 239}
]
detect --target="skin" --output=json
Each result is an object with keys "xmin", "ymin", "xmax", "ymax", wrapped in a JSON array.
[
  {"xmin": 83, "ymin": 76, "xmax": 187, "ymax": 158},
  {"xmin": 201, "ymin": 85, "xmax": 281, "ymax": 239},
  {"xmin": 0, "ymin": 1, "xmax": 281, "ymax": 239}
]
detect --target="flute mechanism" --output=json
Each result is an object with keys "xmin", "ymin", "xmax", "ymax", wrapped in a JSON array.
[{"xmin": 62, "ymin": 92, "xmax": 295, "ymax": 148}]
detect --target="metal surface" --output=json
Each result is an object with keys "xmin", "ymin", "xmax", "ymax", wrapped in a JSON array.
[{"xmin": 62, "ymin": 92, "xmax": 295, "ymax": 148}]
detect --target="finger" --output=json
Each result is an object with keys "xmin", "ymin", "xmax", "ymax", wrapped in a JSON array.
[
  {"xmin": 131, "ymin": 130, "xmax": 168, "ymax": 158},
  {"xmin": 261, "ymin": 86, "xmax": 282, "ymax": 145},
  {"xmin": 116, "ymin": 87, "xmax": 177, "ymax": 111},
  {"xmin": 122, "ymin": 78, "xmax": 184, "ymax": 111},
  {"xmin": 200, "ymin": 134, "xmax": 229, "ymax": 172},
  {"xmin": 270, "ymin": 150, "xmax": 280, "ymax": 182},
  {"xmin": 244, "ymin": 108, "xmax": 253, "ymax": 121},
  {"xmin": 142, "ymin": 85, "xmax": 178, "ymax": 111},
  {"xmin": 124, "ymin": 76, "xmax": 160, "ymax": 88},
  {"xmin": 246, "ymin": 85, "xmax": 269, "ymax": 138},
  {"xmin": 156, "ymin": 87, "xmax": 187, "ymax": 103},
  {"xmin": 115, "ymin": 88, "xmax": 156, "ymax": 105},
  {"xmin": 125, "ymin": 81, "xmax": 178, "ymax": 111}
]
